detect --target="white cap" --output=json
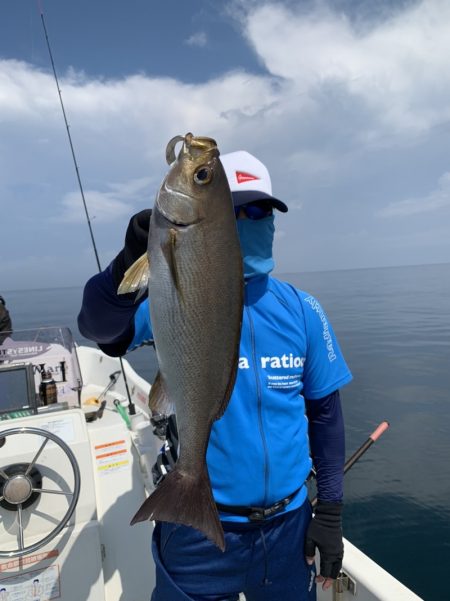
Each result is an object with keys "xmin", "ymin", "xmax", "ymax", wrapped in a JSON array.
[{"xmin": 220, "ymin": 151, "xmax": 288, "ymax": 212}]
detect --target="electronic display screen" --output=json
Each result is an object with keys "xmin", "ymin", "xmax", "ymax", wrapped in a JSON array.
[{"xmin": 0, "ymin": 364, "xmax": 37, "ymax": 414}]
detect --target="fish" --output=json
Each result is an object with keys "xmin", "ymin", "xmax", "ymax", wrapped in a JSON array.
[{"xmin": 118, "ymin": 133, "xmax": 244, "ymax": 551}]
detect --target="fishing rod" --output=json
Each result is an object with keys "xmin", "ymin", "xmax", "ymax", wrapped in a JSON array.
[
  {"xmin": 38, "ymin": 1, "xmax": 136, "ymax": 416},
  {"xmin": 310, "ymin": 420, "xmax": 390, "ymax": 508},
  {"xmin": 38, "ymin": 1, "xmax": 101, "ymax": 273}
]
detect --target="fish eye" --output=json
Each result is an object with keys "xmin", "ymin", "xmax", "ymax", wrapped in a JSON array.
[{"xmin": 194, "ymin": 166, "xmax": 212, "ymax": 185}]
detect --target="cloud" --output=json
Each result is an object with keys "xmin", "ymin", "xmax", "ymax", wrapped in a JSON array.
[
  {"xmin": 239, "ymin": 0, "xmax": 450, "ymax": 137},
  {"xmin": 379, "ymin": 172, "xmax": 450, "ymax": 217},
  {"xmin": 2, "ymin": 0, "xmax": 450, "ymax": 290},
  {"xmin": 58, "ymin": 190, "xmax": 136, "ymax": 224},
  {"xmin": 55, "ymin": 177, "xmax": 155, "ymax": 224},
  {"xmin": 6, "ymin": 1, "xmax": 450, "ymax": 177},
  {"xmin": 184, "ymin": 31, "xmax": 208, "ymax": 47}
]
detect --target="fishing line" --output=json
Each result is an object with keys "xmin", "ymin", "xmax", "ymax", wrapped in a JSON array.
[
  {"xmin": 38, "ymin": 1, "xmax": 101, "ymax": 273},
  {"xmin": 38, "ymin": 1, "xmax": 136, "ymax": 415}
]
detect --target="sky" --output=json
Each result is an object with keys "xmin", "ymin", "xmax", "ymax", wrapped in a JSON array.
[{"xmin": 1, "ymin": 0, "xmax": 450, "ymax": 290}]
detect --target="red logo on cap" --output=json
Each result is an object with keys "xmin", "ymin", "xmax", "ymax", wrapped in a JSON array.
[{"xmin": 236, "ymin": 171, "xmax": 259, "ymax": 184}]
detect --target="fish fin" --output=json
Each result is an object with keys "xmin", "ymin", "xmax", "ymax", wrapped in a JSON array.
[
  {"xmin": 117, "ymin": 253, "xmax": 150, "ymax": 295},
  {"xmin": 148, "ymin": 371, "xmax": 175, "ymax": 415},
  {"xmin": 162, "ymin": 229, "xmax": 184, "ymax": 300},
  {"xmin": 130, "ymin": 465, "xmax": 225, "ymax": 552}
]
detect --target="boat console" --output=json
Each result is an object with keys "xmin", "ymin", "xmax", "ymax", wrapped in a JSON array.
[{"xmin": 0, "ymin": 328, "xmax": 157, "ymax": 600}]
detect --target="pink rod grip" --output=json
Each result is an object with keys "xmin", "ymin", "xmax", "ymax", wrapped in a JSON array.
[{"xmin": 370, "ymin": 421, "xmax": 390, "ymax": 442}]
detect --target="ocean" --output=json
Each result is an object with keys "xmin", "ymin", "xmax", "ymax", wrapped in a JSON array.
[{"xmin": 3, "ymin": 261, "xmax": 450, "ymax": 600}]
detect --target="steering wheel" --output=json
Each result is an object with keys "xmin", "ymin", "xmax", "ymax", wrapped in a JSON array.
[{"xmin": 0, "ymin": 426, "xmax": 81, "ymax": 558}]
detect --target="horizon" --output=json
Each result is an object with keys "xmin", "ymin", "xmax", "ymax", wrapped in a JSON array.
[{"xmin": 2, "ymin": 259, "xmax": 449, "ymax": 294}]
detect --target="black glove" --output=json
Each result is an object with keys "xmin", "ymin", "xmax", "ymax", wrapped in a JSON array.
[
  {"xmin": 305, "ymin": 501, "xmax": 343, "ymax": 580},
  {"xmin": 111, "ymin": 209, "xmax": 152, "ymax": 290}
]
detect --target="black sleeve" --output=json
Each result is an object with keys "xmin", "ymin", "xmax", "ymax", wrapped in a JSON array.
[
  {"xmin": 305, "ymin": 389, "xmax": 345, "ymax": 502},
  {"xmin": 77, "ymin": 263, "xmax": 142, "ymax": 357}
]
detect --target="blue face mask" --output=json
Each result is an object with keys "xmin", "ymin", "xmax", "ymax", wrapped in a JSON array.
[{"xmin": 236, "ymin": 215, "xmax": 275, "ymax": 279}]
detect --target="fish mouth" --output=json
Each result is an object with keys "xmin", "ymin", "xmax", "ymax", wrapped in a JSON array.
[
  {"xmin": 166, "ymin": 133, "xmax": 218, "ymax": 165},
  {"xmin": 156, "ymin": 186, "xmax": 204, "ymax": 226},
  {"xmin": 185, "ymin": 133, "xmax": 218, "ymax": 154}
]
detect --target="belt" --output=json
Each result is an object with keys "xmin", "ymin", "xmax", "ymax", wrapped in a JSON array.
[{"xmin": 216, "ymin": 487, "xmax": 301, "ymax": 522}]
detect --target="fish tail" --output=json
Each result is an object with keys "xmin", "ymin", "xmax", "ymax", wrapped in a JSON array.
[{"xmin": 130, "ymin": 466, "xmax": 225, "ymax": 551}]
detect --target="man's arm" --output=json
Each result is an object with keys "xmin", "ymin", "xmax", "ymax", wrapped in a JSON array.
[
  {"xmin": 77, "ymin": 210, "xmax": 152, "ymax": 357},
  {"xmin": 306, "ymin": 389, "xmax": 345, "ymax": 502},
  {"xmin": 304, "ymin": 389, "xmax": 345, "ymax": 590},
  {"xmin": 78, "ymin": 265, "xmax": 142, "ymax": 356}
]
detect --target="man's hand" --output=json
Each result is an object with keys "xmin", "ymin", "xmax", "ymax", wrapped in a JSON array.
[
  {"xmin": 111, "ymin": 209, "xmax": 152, "ymax": 290},
  {"xmin": 305, "ymin": 501, "xmax": 343, "ymax": 591}
]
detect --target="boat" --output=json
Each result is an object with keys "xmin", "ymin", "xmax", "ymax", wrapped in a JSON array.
[
  {"xmin": 0, "ymin": 326, "xmax": 422, "ymax": 600},
  {"xmin": 0, "ymin": 327, "xmax": 156, "ymax": 600}
]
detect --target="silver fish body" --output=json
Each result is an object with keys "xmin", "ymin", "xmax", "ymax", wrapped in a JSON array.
[{"xmin": 129, "ymin": 134, "xmax": 243, "ymax": 550}]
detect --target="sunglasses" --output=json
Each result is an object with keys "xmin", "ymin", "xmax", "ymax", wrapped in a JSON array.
[{"xmin": 234, "ymin": 200, "xmax": 273, "ymax": 220}]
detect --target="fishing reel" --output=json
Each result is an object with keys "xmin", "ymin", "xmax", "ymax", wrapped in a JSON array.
[{"xmin": 150, "ymin": 412, "xmax": 170, "ymax": 440}]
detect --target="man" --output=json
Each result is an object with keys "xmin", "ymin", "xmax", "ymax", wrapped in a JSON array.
[
  {"xmin": 78, "ymin": 150, "xmax": 352, "ymax": 601},
  {"xmin": 0, "ymin": 296, "xmax": 12, "ymax": 345}
]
